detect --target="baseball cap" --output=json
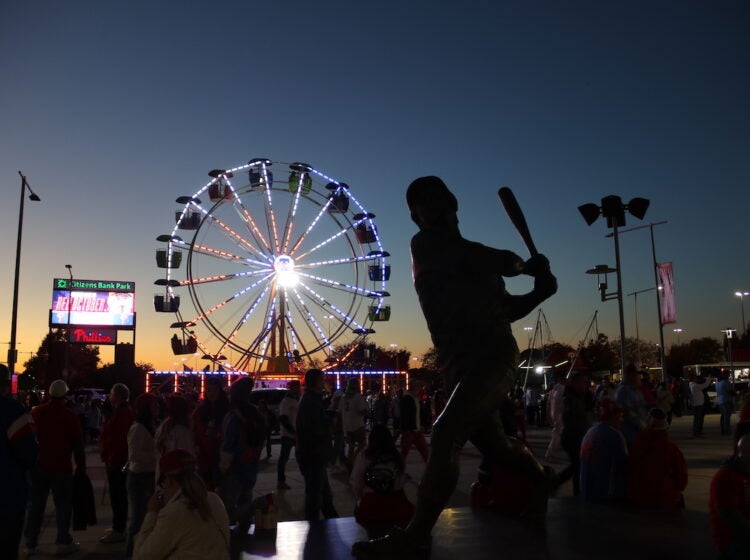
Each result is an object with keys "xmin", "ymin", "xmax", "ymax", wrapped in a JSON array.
[
  {"xmin": 49, "ymin": 379, "xmax": 69, "ymax": 398},
  {"xmin": 159, "ymin": 449, "xmax": 196, "ymax": 479}
]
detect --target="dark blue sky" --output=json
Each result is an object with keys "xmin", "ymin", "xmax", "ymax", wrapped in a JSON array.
[{"xmin": 1, "ymin": 1, "xmax": 748, "ymax": 369}]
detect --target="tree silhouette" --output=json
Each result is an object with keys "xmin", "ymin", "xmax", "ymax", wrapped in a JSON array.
[{"xmin": 23, "ymin": 330, "xmax": 100, "ymax": 388}]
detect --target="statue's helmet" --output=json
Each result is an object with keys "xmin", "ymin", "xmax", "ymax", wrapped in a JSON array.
[{"xmin": 406, "ymin": 176, "xmax": 458, "ymax": 227}]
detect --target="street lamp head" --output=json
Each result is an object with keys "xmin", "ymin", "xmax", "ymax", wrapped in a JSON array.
[
  {"xmin": 601, "ymin": 195, "xmax": 626, "ymax": 227},
  {"xmin": 580, "ymin": 196, "xmax": 650, "ymax": 228},
  {"xmin": 29, "ymin": 193, "xmax": 41, "ymax": 202},
  {"xmin": 65, "ymin": 264, "xmax": 72, "ymax": 270},
  {"xmin": 735, "ymin": 291, "xmax": 749, "ymax": 297},
  {"xmin": 626, "ymin": 197, "xmax": 650, "ymax": 220},
  {"xmin": 578, "ymin": 203, "xmax": 600, "ymax": 226}
]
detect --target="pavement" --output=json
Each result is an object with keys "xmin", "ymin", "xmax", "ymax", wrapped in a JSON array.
[{"xmin": 23, "ymin": 411, "xmax": 733, "ymax": 559}]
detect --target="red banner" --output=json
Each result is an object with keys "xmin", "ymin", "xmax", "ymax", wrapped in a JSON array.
[{"xmin": 658, "ymin": 262, "xmax": 676, "ymax": 325}]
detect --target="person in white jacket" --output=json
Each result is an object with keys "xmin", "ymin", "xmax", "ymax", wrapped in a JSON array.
[
  {"xmin": 154, "ymin": 395, "xmax": 195, "ymax": 480},
  {"xmin": 134, "ymin": 449, "xmax": 229, "ymax": 560},
  {"xmin": 545, "ymin": 375, "xmax": 566, "ymax": 462}
]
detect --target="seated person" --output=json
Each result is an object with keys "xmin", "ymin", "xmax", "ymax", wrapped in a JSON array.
[
  {"xmin": 470, "ymin": 443, "xmax": 535, "ymax": 514},
  {"xmin": 709, "ymin": 435, "xmax": 750, "ymax": 560},
  {"xmin": 579, "ymin": 398, "xmax": 629, "ymax": 503},
  {"xmin": 134, "ymin": 449, "xmax": 230, "ymax": 560},
  {"xmin": 627, "ymin": 408, "xmax": 688, "ymax": 508},
  {"xmin": 350, "ymin": 424, "xmax": 414, "ymax": 531}
]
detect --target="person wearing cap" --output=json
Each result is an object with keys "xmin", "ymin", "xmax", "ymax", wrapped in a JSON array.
[
  {"xmin": 353, "ymin": 177, "xmax": 557, "ymax": 558},
  {"xmin": 297, "ymin": 368, "xmax": 339, "ymax": 520},
  {"xmin": 133, "ymin": 449, "xmax": 230, "ymax": 559},
  {"xmin": 218, "ymin": 377, "xmax": 265, "ymax": 535},
  {"xmin": 558, "ymin": 372, "xmax": 593, "ymax": 496},
  {"xmin": 627, "ymin": 408, "xmax": 688, "ymax": 508},
  {"xmin": 99, "ymin": 383, "xmax": 135, "ymax": 544},
  {"xmin": 24, "ymin": 378, "xmax": 86, "ymax": 557},
  {"xmin": 338, "ymin": 378, "xmax": 369, "ymax": 469},
  {"xmin": 709, "ymin": 434, "xmax": 750, "ymax": 559},
  {"xmin": 0, "ymin": 364, "xmax": 37, "ymax": 560},
  {"xmin": 579, "ymin": 398, "xmax": 629, "ymax": 503},
  {"xmin": 615, "ymin": 364, "xmax": 649, "ymax": 447},
  {"xmin": 277, "ymin": 380, "xmax": 301, "ymax": 490}
]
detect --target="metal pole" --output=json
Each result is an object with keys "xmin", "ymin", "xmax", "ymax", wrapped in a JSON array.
[
  {"xmin": 9, "ymin": 172, "xmax": 41, "ymax": 380},
  {"xmin": 613, "ymin": 223, "xmax": 626, "ymax": 376},
  {"xmin": 8, "ymin": 175, "xmax": 27, "ymax": 377},
  {"xmin": 64, "ymin": 265, "xmax": 73, "ymax": 379}
]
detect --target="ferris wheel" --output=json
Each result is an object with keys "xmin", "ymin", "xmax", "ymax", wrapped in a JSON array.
[{"xmin": 154, "ymin": 159, "xmax": 390, "ymax": 373}]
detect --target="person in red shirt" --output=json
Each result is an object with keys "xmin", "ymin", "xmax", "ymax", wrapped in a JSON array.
[
  {"xmin": 709, "ymin": 434, "xmax": 750, "ymax": 559},
  {"xmin": 98, "ymin": 383, "xmax": 135, "ymax": 544},
  {"xmin": 627, "ymin": 408, "xmax": 688, "ymax": 508},
  {"xmin": 23, "ymin": 379, "xmax": 86, "ymax": 557}
]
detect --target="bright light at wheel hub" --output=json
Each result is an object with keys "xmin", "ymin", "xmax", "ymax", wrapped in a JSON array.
[{"xmin": 274, "ymin": 255, "xmax": 299, "ymax": 287}]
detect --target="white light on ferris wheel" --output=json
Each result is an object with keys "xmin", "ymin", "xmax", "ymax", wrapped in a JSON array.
[{"xmin": 274, "ymin": 255, "xmax": 299, "ymax": 287}]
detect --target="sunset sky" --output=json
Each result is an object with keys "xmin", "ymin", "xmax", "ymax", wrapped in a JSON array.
[{"xmin": 1, "ymin": 1, "xmax": 748, "ymax": 373}]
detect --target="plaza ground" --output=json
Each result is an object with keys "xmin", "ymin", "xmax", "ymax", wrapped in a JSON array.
[{"xmin": 25, "ymin": 412, "xmax": 732, "ymax": 559}]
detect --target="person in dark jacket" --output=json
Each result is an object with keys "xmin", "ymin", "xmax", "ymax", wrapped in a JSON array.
[
  {"xmin": 0, "ymin": 364, "xmax": 37, "ymax": 560},
  {"xmin": 219, "ymin": 377, "xmax": 265, "ymax": 536},
  {"xmin": 296, "ymin": 369, "xmax": 339, "ymax": 521},
  {"xmin": 558, "ymin": 372, "xmax": 592, "ymax": 496},
  {"xmin": 98, "ymin": 383, "xmax": 135, "ymax": 544}
]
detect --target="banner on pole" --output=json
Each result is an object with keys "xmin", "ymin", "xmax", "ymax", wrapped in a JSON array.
[{"xmin": 658, "ymin": 262, "xmax": 676, "ymax": 325}]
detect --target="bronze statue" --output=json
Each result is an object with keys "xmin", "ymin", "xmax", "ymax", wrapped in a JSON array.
[{"xmin": 352, "ymin": 176, "xmax": 557, "ymax": 558}]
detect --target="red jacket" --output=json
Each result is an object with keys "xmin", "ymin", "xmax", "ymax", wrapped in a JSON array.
[
  {"xmin": 709, "ymin": 456, "xmax": 750, "ymax": 550},
  {"xmin": 99, "ymin": 403, "xmax": 134, "ymax": 467},
  {"xmin": 627, "ymin": 428, "xmax": 688, "ymax": 508}
]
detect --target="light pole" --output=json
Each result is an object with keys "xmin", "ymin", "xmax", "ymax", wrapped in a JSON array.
[
  {"xmin": 9, "ymin": 171, "xmax": 42, "ymax": 380},
  {"xmin": 64, "ymin": 264, "xmax": 73, "ymax": 379},
  {"xmin": 608, "ymin": 221, "xmax": 668, "ymax": 380},
  {"xmin": 735, "ymin": 292, "xmax": 748, "ymax": 336},
  {"xmin": 579, "ymin": 195, "xmax": 650, "ymax": 376},
  {"xmin": 673, "ymin": 328, "xmax": 683, "ymax": 346}
]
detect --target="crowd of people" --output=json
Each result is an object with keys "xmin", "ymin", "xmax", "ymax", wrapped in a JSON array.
[
  {"xmin": 510, "ymin": 365, "xmax": 750, "ymax": 558},
  {"xmin": 3, "ymin": 360, "xmax": 750, "ymax": 559},
  {"xmin": 0, "ymin": 364, "xmax": 445, "ymax": 559}
]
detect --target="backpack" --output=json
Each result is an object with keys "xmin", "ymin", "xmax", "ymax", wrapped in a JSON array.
[{"xmin": 364, "ymin": 455, "xmax": 399, "ymax": 494}]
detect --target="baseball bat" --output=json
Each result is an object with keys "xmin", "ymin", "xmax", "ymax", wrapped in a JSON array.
[{"xmin": 498, "ymin": 186, "xmax": 538, "ymax": 257}]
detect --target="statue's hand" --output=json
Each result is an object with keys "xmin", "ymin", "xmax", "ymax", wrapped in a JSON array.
[
  {"xmin": 522, "ymin": 254, "xmax": 551, "ymax": 277},
  {"xmin": 534, "ymin": 269, "xmax": 558, "ymax": 300}
]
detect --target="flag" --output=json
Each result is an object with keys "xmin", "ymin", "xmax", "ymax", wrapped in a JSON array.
[{"xmin": 658, "ymin": 262, "xmax": 676, "ymax": 325}]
